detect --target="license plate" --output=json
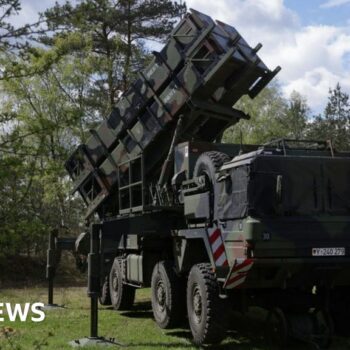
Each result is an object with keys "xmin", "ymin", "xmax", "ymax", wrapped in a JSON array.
[{"xmin": 312, "ymin": 247, "xmax": 345, "ymax": 256}]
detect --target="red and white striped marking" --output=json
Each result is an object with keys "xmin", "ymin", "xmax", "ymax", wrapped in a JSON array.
[
  {"xmin": 208, "ymin": 228, "xmax": 228, "ymax": 267},
  {"xmin": 224, "ymin": 259, "xmax": 254, "ymax": 289}
]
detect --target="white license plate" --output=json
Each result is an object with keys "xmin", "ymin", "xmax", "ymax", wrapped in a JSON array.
[{"xmin": 312, "ymin": 247, "xmax": 345, "ymax": 256}]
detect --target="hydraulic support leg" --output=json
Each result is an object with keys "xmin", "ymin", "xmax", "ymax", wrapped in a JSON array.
[
  {"xmin": 43, "ymin": 229, "xmax": 64, "ymax": 310},
  {"xmin": 88, "ymin": 223, "xmax": 100, "ymax": 338},
  {"xmin": 47, "ymin": 229, "xmax": 56, "ymax": 305},
  {"xmin": 69, "ymin": 224, "xmax": 122, "ymax": 347}
]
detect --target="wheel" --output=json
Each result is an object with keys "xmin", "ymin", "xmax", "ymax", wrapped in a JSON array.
[
  {"xmin": 330, "ymin": 287, "xmax": 350, "ymax": 336},
  {"xmin": 193, "ymin": 151, "xmax": 231, "ymax": 182},
  {"xmin": 99, "ymin": 274, "xmax": 111, "ymax": 306},
  {"xmin": 186, "ymin": 263, "xmax": 227, "ymax": 345},
  {"xmin": 193, "ymin": 151, "xmax": 230, "ymax": 222},
  {"xmin": 109, "ymin": 258, "xmax": 136, "ymax": 310},
  {"xmin": 151, "ymin": 261, "xmax": 185, "ymax": 329},
  {"xmin": 311, "ymin": 309, "xmax": 333, "ymax": 349},
  {"xmin": 265, "ymin": 307, "xmax": 289, "ymax": 349}
]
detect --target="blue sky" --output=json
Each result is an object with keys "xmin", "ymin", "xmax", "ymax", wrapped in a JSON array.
[
  {"xmin": 286, "ymin": 0, "xmax": 350, "ymax": 26},
  {"xmin": 16, "ymin": 0, "xmax": 350, "ymax": 114}
]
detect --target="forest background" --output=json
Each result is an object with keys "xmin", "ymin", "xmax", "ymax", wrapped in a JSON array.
[{"xmin": 0, "ymin": 0, "xmax": 349, "ymax": 273}]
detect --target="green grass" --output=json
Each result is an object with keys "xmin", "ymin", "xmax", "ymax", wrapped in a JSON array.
[{"xmin": 0, "ymin": 287, "xmax": 349, "ymax": 350}]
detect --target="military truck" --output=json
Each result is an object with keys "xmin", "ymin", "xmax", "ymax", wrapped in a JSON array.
[{"xmin": 65, "ymin": 9, "xmax": 350, "ymax": 347}]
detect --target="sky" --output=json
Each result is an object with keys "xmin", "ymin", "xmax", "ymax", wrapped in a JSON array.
[{"xmin": 15, "ymin": 0, "xmax": 350, "ymax": 114}]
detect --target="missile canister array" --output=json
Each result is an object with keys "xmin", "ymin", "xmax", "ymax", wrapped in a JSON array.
[{"xmin": 65, "ymin": 8, "xmax": 280, "ymax": 218}]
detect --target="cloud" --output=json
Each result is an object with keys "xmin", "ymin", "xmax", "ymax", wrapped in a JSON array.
[
  {"xmin": 283, "ymin": 67, "xmax": 350, "ymax": 112},
  {"xmin": 14, "ymin": 0, "xmax": 79, "ymax": 26},
  {"xmin": 320, "ymin": 0, "xmax": 350, "ymax": 9},
  {"xmin": 15, "ymin": 2, "xmax": 40, "ymax": 26},
  {"xmin": 15, "ymin": 0, "xmax": 350, "ymax": 113},
  {"xmin": 185, "ymin": 0, "xmax": 350, "ymax": 113},
  {"xmin": 9, "ymin": 0, "xmax": 60, "ymax": 27},
  {"xmin": 186, "ymin": 0, "xmax": 299, "ymax": 35}
]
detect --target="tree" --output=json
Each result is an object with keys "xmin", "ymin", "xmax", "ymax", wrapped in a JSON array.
[
  {"xmin": 281, "ymin": 91, "xmax": 309, "ymax": 139},
  {"xmin": 0, "ymin": 0, "xmax": 50, "ymax": 82},
  {"xmin": 0, "ymin": 0, "xmax": 186, "ymax": 257},
  {"xmin": 223, "ymin": 82, "xmax": 310, "ymax": 145},
  {"xmin": 308, "ymin": 83, "xmax": 350, "ymax": 150},
  {"xmin": 0, "ymin": 53, "xmax": 90, "ymax": 257},
  {"xmin": 0, "ymin": 0, "xmax": 33, "ymax": 51},
  {"xmin": 40, "ymin": 0, "xmax": 186, "ymax": 115}
]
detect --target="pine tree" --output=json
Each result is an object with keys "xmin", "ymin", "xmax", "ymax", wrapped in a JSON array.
[
  {"xmin": 223, "ymin": 84, "xmax": 311, "ymax": 145},
  {"xmin": 0, "ymin": 0, "xmax": 27, "ymax": 50},
  {"xmin": 308, "ymin": 83, "xmax": 350, "ymax": 150},
  {"xmin": 283, "ymin": 91, "xmax": 309, "ymax": 139},
  {"xmin": 41, "ymin": 0, "xmax": 186, "ymax": 113},
  {"xmin": 0, "ymin": 0, "xmax": 186, "ymax": 256}
]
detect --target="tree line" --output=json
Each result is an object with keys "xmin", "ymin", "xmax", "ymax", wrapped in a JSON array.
[
  {"xmin": 0, "ymin": 0, "xmax": 349, "ymax": 258},
  {"xmin": 224, "ymin": 82, "xmax": 350, "ymax": 150}
]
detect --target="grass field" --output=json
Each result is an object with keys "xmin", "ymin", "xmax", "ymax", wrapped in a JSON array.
[{"xmin": 0, "ymin": 287, "xmax": 350, "ymax": 350}]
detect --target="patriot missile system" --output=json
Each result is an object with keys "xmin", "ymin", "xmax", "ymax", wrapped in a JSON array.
[{"xmin": 62, "ymin": 9, "xmax": 350, "ymax": 347}]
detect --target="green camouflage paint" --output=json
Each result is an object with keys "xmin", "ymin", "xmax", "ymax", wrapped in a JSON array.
[{"xmin": 65, "ymin": 9, "xmax": 279, "ymax": 218}]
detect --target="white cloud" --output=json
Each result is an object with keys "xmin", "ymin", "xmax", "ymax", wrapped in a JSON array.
[
  {"xmin": 16, "ymin": 0, "xmax": 350, "ymax": 113},
  {"xmin": 10, "ymin": 0, "xmax": 62, "ymax": 27},
  {"xmin": 186, "ymin": 0, "xmax": 350, "ymax": 113},
  {"xmin": 283, "ymin": 67, "xmax": 350, "ymax": 112},
  {"xmin": 320, "ymin": 0, "xmax": 350, "ymax": 9},
  {"xmin": 15, "ymin": 0, "xmax": 79, "ymax": 26},
  {"xmin": 16, "ymin": 2, "xmax": 40, "ymax": 26}
]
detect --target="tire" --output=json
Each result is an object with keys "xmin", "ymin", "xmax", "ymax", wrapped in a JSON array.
[
  {"xmin": 265, "ymin": 307, "xmax": 289, "ymax": 349},
  {"xmin": 311, "ymin": 309, "xmax": 333, "ymax": 349},
  {"xmin": 193, "ymin": 151, "xmax": 230, "ymax": 222},
  {"xmin": 193, "ymin": 151, "xmax": 230, "ymax": 182},
  {"xmin": 109, "ymin": 258, "xmax": 136, "ymax": 310},
  {"xmin": 330, "ymin": 287, "xmax": 350, "ymax": 336},
  {"xmin": 186, "ymin": 263, "xmax": 227, "ymax": 345},
  {"xmin": 99, "ymin": 274, "xmax": 111, "ymax": 306},
  {"xmin": 151, "ymin": 261, "xmax": 185, "ymax": 329}
]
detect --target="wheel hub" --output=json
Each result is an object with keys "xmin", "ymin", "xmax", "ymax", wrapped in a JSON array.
[
  {"xmin": 156, "ymin": 281, "xmax": 166, "ymax": 311},
  {"xmin": 193, "ymin": 285, "xmax": 202, "ymax": 324},
  {"xmin": 112, "ymin": 272, "xmax": 119, "ymax": 292}
]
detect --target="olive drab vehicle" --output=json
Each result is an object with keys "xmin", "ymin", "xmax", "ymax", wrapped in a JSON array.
[{"xmin": 64, "ymin": 8, "xmax": 350, "ymax": 347}]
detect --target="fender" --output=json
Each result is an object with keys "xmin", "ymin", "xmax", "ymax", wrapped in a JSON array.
[{"xmin": 175, "ymin": 226, "xmax": 230, "ymax": 279}]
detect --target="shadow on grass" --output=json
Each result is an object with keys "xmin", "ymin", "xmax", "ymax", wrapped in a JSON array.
[
  {"xmin": 132, "ymin": 301, "xmax": 152, "ymax": 311},
  {"xmin": 125, "ymin": 342, "xmax": 194, "ymax": 348},
  {"xmin": 104, "ymin": 301, "xmax": 152, "ymax": 312},
  {"xmin": 122, "ymin": 306, "xmax": 320, "ymax": 350},
  {"xmin": 118, "ymin": 305, "xmax": 270, "ymax": 349},
  {"xmin": 167, "ymin": 329, "xmax": 267, "ymax": 350},
  {"xmin": 121, "ymin": 310, "xmax": 153, "ymax": 319},
  {"xmin": 107, "ymin": 302, "xmax": 332, "ymax": 349},
  {"xmin": 104, "ymin": 301, "xmax": 153, "ymax": 318}
]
